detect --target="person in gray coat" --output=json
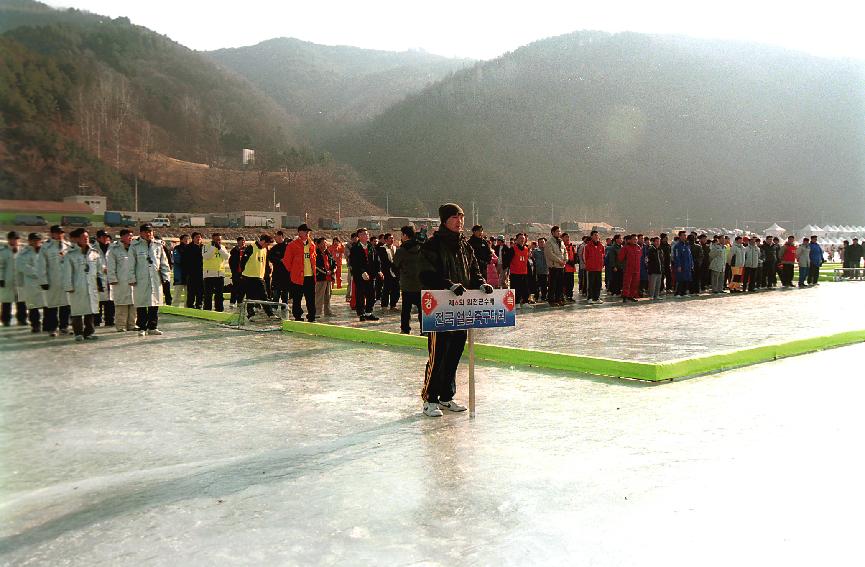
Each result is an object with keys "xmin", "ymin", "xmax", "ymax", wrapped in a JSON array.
[
  {"xmin": 708, "ymin": 237, "xmax": 728, "ymax": 293},
  {"xmin": 41, "ymin": 225, "xmax": 71, "ymax": 335},
  {"xmin": 743, "ymin": 237, "xmax": 762, "ymax": 292},
  {"xmin": 63, "ymin": 228, "xmax": 104, "ymax": 341},
  {"xmin": 107, "ymin": 229, "xmax": 137, "ymax": 332},
  {"xmin": 0, "ymin": 231, "xmax": 27, "ymax": 326},
  {"xmin": 15, "ymin": 233, "xmax": 48, "ymax": 332},
  {"xmin": 127, "ymin": 224, "xmax": 171, "ymax": 336}
]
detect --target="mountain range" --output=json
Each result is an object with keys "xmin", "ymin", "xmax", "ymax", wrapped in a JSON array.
[{"xmin": 2, "ymin": 0, "xmax": 863, "ymax": 227}]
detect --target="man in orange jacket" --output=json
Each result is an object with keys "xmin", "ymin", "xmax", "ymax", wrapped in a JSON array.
[{"xmin": 282, "ymin": 224, "xmax": 317, "ymax": 322}]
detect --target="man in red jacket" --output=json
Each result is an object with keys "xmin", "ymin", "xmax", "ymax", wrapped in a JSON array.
[
  {"xmin": 583, "ymin": 230, "xmax": 606, "ymax": 304},
  {"xmin": 617, "ymin": 234, "xmax": 642, "ymax": 302},
  {"xmin": 282, "ymin": 224, "xmax": 317, "ymax": 322}
]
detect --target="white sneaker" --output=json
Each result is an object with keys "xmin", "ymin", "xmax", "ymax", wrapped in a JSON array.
[
  {"xmin": 147, "ymin": 329, "xmax": 163, "ymax": 336},
  {"xmin": 138, "ymin": 329, "xmax": 146, "ymax": 337},
  {"xmin": 439, "ymin": 400, "xmax": 467, "ymax": 412},
  {"xmin": 423, "ymin": 402, "xmax": 443, "ymax": 417}
]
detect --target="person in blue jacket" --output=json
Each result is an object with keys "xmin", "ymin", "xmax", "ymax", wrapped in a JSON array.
[
  {"xmin": 808, "ymin": 235, "xmax": 824, "ymax": 286},
  {"xmin": 639, "ymin": 235, "xmax": 649, "ymax": 297},
  {"xmin": 671, "ymin": 230, "xmax": 694, "ymax": 297}
]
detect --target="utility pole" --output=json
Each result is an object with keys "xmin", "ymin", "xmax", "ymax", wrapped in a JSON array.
[
  {"xmin": 386, "ymin": 194, "xmax": 389, "ymax": 216},
  {"xmin": 134, "ymin": 175, "xmax": 138, "ymax": 212},
  {"xmin": 337, "ymin": 202, "xmax": 341, "ymax": 224}
]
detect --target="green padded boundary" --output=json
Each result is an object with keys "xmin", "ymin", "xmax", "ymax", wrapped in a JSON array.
[
  {"xmin": 161, "ymin": 308, "xmax": 865, "ymax": 382},
  {"xmin": 280, "ymin": 320, "xmax": 658, "ymax": 380},
  {"xmin": 160, "ymin": 305, "xmax": 235, "ymax": 323}
]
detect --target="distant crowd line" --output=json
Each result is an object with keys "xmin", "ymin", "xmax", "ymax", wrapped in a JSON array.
[{"xmin": 2, "ymin": 222, "xmax": 863, "ymax": 340}]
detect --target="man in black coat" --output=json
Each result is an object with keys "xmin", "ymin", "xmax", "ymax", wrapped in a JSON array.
[
  {"xmin": 268, "ymin": 231, "xmax": 291, "ymax": 305},
  {"xmin": 418, "ymin": 203, "xmax": 494, "ymax": 418},
  {"xmin": 182, "ymin": 232, "xmax": 204, "ymax": 309},
  {"xmin": 348, "ymin": 227, "xmax": 382, "ymax": 322},
  {"xmin": 467, "ymin": 225, "xmax": 492, "ymax": 278}
]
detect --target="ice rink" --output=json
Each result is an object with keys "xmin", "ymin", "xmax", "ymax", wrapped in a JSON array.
[{"xmin": 2, "ymin": 295, "xmax": 865, "ymax": 565}]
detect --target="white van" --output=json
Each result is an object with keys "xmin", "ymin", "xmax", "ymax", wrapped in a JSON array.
[{"xmin": 151, "ymin": 217, "xmax": 171, "ymax": 228}]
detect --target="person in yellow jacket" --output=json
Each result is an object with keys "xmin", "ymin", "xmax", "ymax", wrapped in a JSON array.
[
  {"xmin": 240, "ymin": 234, "xmax": 274, "ymax": 319},
  {"xmin": 202, "ymin": 233, "xmax": 230, "ymax": 312}
]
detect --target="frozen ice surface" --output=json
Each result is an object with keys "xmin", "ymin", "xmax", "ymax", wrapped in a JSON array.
[
  {"xmin": 2, "ymin": 314, "xmax": 865, "ymax": 565},
  {"xmin": 329, "ymin": 282, "xmax": 865, "ymax": 362}
]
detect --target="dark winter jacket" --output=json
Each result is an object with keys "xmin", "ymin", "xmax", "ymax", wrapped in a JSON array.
[
  {"xmin": 268, "ymin": 240, "xmax": 290, "ymax": 287},
  {"xmin": 348, "ymin": 241, "xmax": 381, "ymax": 279},
  {"xmin": 646, "ymin": 245, "xmax": 662, "ymax": 275},
  {"xmin": 393, "ymin": 238, "xmax": 423, "ymax": 292},
  {"xmin": 180, "ymin": 243, "xmax": 203, "ymax": 283},
  {"xmin": 761, "ymin": 242, "xmax": 779, "ymax": 265},
  {"xmin": 468, "ymin": 235, "xmax": 492, "ymax": 267},
  {"xmin": 419, "ymin": 227, "xmax": 486, "ymax": 290}
]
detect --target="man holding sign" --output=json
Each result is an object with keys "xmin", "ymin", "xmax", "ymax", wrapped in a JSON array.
[{"xmin": 419, "ymin": 203, "xmax": 495, "ymax": 417}]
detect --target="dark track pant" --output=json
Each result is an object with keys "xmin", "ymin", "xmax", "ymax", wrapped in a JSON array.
[
  {"xmin": 744, "ymin": 267, "xmax": 756, "ymax": 291},
  {"xmin": 535, "ymin": 273, "xmax": 548, "ymax": 300},
  {"xmin": 203, "ymin": 277, "xmax": 224, "ymax": 311},
  {"xmin": 243, "ymin": 277, "xmax": 273, "ymax": 317},
  {"xmin": 230, "ymin": 275, "xmax": 245, "ymax": 304},
  {"xmin": 422, "ymin": 330, "xmax": 466, "ymax": 404},
  {"xmin": 511, "ymin": 273, "xmax": 529, "ymax": 304},
  {"xmin": 28, "ymin": 308, "xmax": 41, "ymax": 331},
  {"xmin": 608, "ymin": 270, "xmax": 623, "ymax": 295},
  {"xmin": 136, "ymin": 306, "xmax": 159, "ymax": 330},
  {"xmin": 781, "ymin": 264, "xmax": 794, "ymax": 286},
  {"xmin": 71, "ymin": 314, "xmax": 95, "ymax": 337},
  {"xmin": 354, "ymin": 277, "xmax": 375, "ymax": 317},
  {"xmin": 186, "ymin": 277, "xmax": 203, "ymax": 309},
  {"xmin": 401, "ymin": 290, "xmax": 421, "ymax": 333},
  {"xmin": 291, "ymin": 276, "xmax": 316, "ymax": 322},
  {"xmin": 43, "ymin": 305, "xmax": 70, "ymax": 333},
  {"xmin": 587, "ymin": 271, "xmax": 602, "ymax": 301},
  {"xmin": 1, "ymin": 301, "xmax": 27, "ymax": 325},
  {"xmin": 808, "ymin": 264, "xmax": 821, "ymax": 285},
  {"xmin": 381, "ymin": 276, "xmax": 400, "ymax": 308},
  {"xmin": 564, "ymin": 271, "xmax": 575, "ymax": 299},
  {"xmin": 95, "ymin": 300, "xmax": 114, "ymax": 326},
  {"xmin": 548, "ymin": 268, "xmax": 564, "ymax": 303}
]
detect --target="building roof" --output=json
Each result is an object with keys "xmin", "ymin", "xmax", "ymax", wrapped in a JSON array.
[{"xmin": 0, "ymin": 199, "xmax": 94, "ymax": 214}]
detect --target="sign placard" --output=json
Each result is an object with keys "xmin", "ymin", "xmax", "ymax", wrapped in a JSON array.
[{"xmin": 420, "ymin": 289, "xmax": 516, "ymax": 333}]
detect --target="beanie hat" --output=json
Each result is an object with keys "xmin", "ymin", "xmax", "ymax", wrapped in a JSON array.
[{"xmin": 438, "ymin": 203, "xmax": 464, "ymax": 224}]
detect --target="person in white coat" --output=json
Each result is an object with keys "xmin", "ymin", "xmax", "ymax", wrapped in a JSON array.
[
  {"xmin": 63, "ymin": 228, "xmax": 104, "ymax": 341},
  {"xmin": 107, "ymin": 229, "xmax": 136, "ymax": 332},
  {"xmin": 94, "ymin": 229, "xmax": 115, "ymax": 327},
  {"xmin": 127, "ymin": 224, "xmax": 171, "ymax": 336},
  {"xmin": 41, "ymin": 225, "xmax": 71, "ymax": 336},
  {"xmin": 0, "ymin": 231, "xmax": 28, "ymax": 326},
  {"xmin": 796, "ymin": 237, "xmax": 811, "ymax": 287},
  {"xmin": 15, "ymin": 233, "xmax": 49, "ymax": 332}
]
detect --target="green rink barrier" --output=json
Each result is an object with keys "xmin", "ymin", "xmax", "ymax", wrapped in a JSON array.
[
  {"xmin": 160, "ymin": 305, "xmax": 235, "ymax": 323},
  {"xmin": 161, "ymin": 306, "xmax": 865, "ymax": 382}
]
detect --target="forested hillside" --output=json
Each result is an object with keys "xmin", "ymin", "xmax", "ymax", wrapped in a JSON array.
[
  {"xmin": 331, "ymin": 31, "xmax": 865, "ymax": 227},
  {"xmin": 0, "ymin": 0, "xmax": 380, "ymax": 216}
]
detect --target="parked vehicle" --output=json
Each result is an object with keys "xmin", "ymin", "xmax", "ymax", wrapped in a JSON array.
[
  {"xmin": 210, "ymin": 215, "xmax": 231, "ymax": 228},
  {"xmin": 318, "ymin": 217, "xmax": 342, "ymax": 230},
  {"xmin": 104, "ymin": 211, "xmax": 136, "ymax": 227},
  {"xmin": 239, "ymin": 215, "xmax": 274, "ymax": 228},
  {"xmin": 60, "ymin": 215, "xmax": 91, "ymax": 227},
  {"xmin": 13, "ymin": 215, "xmax": 47, "ymax": 226},
  {"xmin": 150, "ymin": 217, "xmax": 171, "ymax": 228},
  {"xmin": 282, "ymin": 215, "xmax": 303, "ymax": 228}
]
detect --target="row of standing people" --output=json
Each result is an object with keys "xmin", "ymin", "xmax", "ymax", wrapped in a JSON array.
[{"xmin": 1, "ymin": 224, "xmax": 170, "ymax": 338}]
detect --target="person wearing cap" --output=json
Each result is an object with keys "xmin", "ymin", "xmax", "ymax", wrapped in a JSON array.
[
  {"xmin": 0, "ymin": 231, "xmax": 28, "ymax": 327},
  {"xmin": 63, "ymin": 228, "xmax": 104, "ymax": 341},
  {"xmin": 107, "ymin": 229, "xmax": 137, "ymax": 332},
  {"xmin": 93, "ymin": 229, "xmax": 115, "ymax": 327},
  {"xmin": 172, "ymin": 234, "xmax": 189, "ymax": 306},
  {"xmin": 41, "ymin": 224, "xmax": 71, "ymax": 336},
  {"xmin": 127, "ymin": 224, "xmax": 171, "ymax": 336},
  {"xmin": 240, "ymin": 234, "xmax": 275, "ymax": 319},
  {"xmin": 15, "ymin": 233, "xmax": 49, "ymax": 332},
  {"xmin": 418, "ymin": 203, "xmax": 494, "ymax": 417},
  {"xmin": 348, "ymin": 227, "xmax": 382, "ymax": 322},
  {"xmin": 282, "ymin": 224, "xmax": 317, "ymax": 322}
]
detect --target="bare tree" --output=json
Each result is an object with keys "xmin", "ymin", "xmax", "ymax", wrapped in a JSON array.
[{"xmin": 109, "ymin": 76, "xmax": 134, "ymax": 170}]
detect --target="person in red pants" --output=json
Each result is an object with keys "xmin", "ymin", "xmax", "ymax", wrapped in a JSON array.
[{"xmin": 617, "ymin": 234, "xmax": 643, "ymax": 302}]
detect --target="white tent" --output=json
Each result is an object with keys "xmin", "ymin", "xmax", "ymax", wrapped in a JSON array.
[
  {"xmin": 764, "ymin": 223, "xmax": 787, "ymax": 237},
  {"xmin": 798, "ymin": 224, "xmax": 824, "ymax": 236}
]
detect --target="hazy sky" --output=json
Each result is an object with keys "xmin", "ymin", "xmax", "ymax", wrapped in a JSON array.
[{"xmin": 48, "ymin": 0, "xmax": 864, "ymax": 60}]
